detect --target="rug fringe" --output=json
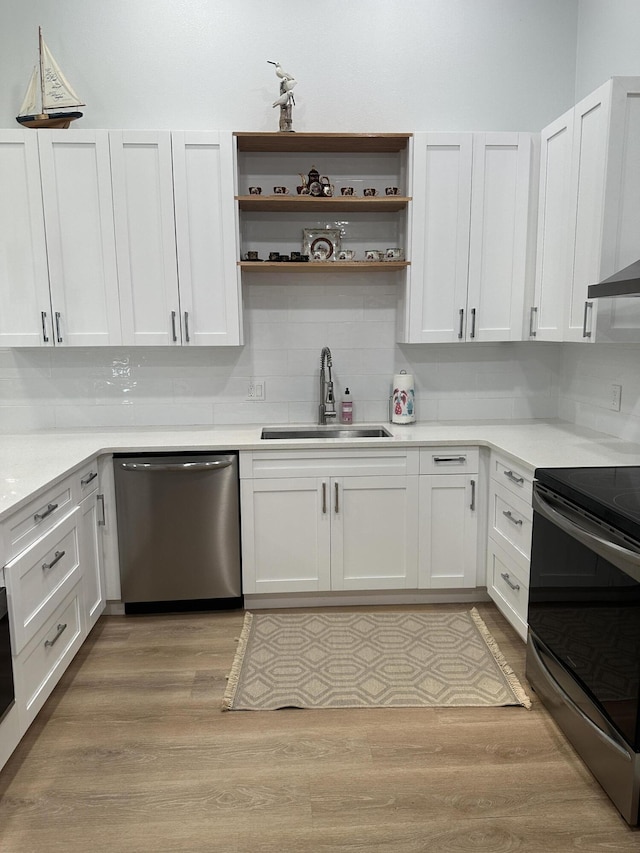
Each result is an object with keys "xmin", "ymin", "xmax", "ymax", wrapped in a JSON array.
[
  {"xmin": 469, "ymin": 607, "xmax": 532, "ymax": 709},
  {"xmin": 221, "ymin": 611, "xmax": 253, "ymax": 711}
]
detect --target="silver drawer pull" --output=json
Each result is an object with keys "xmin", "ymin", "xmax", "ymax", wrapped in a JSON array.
[
  {"xmin": 470, "ymin": 479, "xmax": 476, "ymax": 511},
  {"xmin": 502, "ymin": 510, "xmax": 523, "ymax": 526},
  {"xmin": 44, "ymin": 622, "xmax": 67, "ymax": 648},
  {"xmin": 334, "ymin": 482, "xmax": 339, "ymax": 514},
  {"xmin": 98, "ymin": 493, "xmax": 106, "ymax": 526},
  {"xmin": 81, "ymin": 471, "xmax": 98, "ymax": 487},
  {"xmin": 41, "ymin": 310, "xmax": 50, "ymax": 343},
  {"xmin": 34, "ymin": 502, "xmax": 58, "ymax": 522},
  {"xmin": 434, "ymin": 456, "xmax": 466, "ymax": 464},
  {"xmin": 500, "ymin": 572, "xmax": 520, "ymax": 592},
  {"xmin": 322, "ymin": 482, "xmax": 327, "ymax": 514},
  {"xmin": 504, "ymin": 470, "xmax": 524, "ymax": 485},
  {"xmin": 42, "ymin": 550, "xmax": 65, "ymax": 571}
]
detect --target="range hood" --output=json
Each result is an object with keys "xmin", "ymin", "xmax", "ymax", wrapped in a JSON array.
[{"xmin": 588, "ymin": 259, "xmax": 640, "ymax": 298}]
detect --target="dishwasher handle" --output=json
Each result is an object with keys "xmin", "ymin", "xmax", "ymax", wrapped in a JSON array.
[{"xmin": 118, "ymin": 459, "xmax": 234, "ymax": 472}]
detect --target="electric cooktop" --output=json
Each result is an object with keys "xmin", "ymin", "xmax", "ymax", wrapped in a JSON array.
[{"xmin": 535, "ymin": 466, "xmax": 640, "ymax": 542}]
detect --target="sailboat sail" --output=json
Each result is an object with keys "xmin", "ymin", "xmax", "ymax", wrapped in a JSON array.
[
  {"xmin": 41, "ymin": 37, "xmax": 85, "ymax": 111},
  {"xmin": 18, "ymin": 66, "xmax": 39, "ymax": 117}
]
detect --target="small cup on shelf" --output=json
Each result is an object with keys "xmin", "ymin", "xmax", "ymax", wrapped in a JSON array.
[
  {"xmin": 248, "ymin": 186, "xmax": 262, "ymax": 195},
  {"xmin": 336, "ymin": 250, "xmax": 355, "ymax": 261},
  {"xmin": 364, "ymin": 249, "xmax": 384, "ymax": 262},
  {"xmin": 385, "ymin": 248, "xmax": 404, "ymax": 261},
  {"xmin": 273, "ymin": 186, "xmax": 289, "ymax": 194},
  {"xmin": 268, "ymin": 251, "xmax": 281, "ymax": 262},
  {"xmin": 363, "ymin": 187, "xmax": 377, "ymax": 197},
  {"xmin": 341, "ymin": 187, "xmax": 355, "ymax": 196},
  {"xmin": 385, "ymin": 187, "xmax": 400, "ymax": 195}
]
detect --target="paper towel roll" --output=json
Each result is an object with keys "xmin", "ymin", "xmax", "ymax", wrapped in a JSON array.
[{"xmin": 392, "ymin": 372, "xmax": 415, "ymax": 424}]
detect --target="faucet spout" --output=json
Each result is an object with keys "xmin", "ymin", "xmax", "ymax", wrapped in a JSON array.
[{"xmin": 319, "ymin": 346, "xmax": 337, "ymax": 424}]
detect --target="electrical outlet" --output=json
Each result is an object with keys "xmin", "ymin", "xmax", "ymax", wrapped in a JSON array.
[
  {"xmin": 610, "ymin": 384, "xmax": 622, "ymax": 412},
  {"xmin": 247, "ymin": 379, "xmax": 266, "ymax": 401}
]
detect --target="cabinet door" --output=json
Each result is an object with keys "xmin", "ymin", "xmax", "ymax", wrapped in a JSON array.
[
  {"xmin": 0, "ymin": 131, "xmax": 52, "ymax": 346},
  {"xmin": 330, "ymin": 476, "xmax": 419, "ymax": 590},
  {"xmin": 531, "ymin": 109, "xmax": 574, "ymax": 341},
  {"xmin": 418, "ymin": 474, "xmax": 478, "ymax": 588},
  {"xmin": 172, "ymin": 131, "xmax": 242, "ymax": 346},
  {"xmin": 38, "ymin": 130, "xmax": 121, "ymax": 346},
  {"xmin": 408, "ymin": 133, "xmax": 472, "ymax": 342},
  {"xmin": 240, "ymin": 478, "xmax": 331, "ymax": 594},
  {"xmin": 467, "ymin": 133, "xmax": 534, "ymax": 342},
  {"xmin": 79, "ymin": 492, "xmax": 105, "ymax": 632},
  {"xmin": 110, "ymin": 131, "xmax": 181, "ymax": 346},
  {"xmin": 564, "ymin": 83, "xmax": 611, "ymax": 343}
]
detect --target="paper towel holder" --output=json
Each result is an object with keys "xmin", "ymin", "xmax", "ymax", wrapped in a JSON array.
[{"xmin": 391, "ymin": 369, "xmax": 416, "ymax": 425}]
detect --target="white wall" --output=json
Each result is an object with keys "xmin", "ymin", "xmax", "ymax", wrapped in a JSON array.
[
  {"xmin": 576, "ymin": 0, "xmax": 640, "ymax": 99},
  {"xmin": 2, "ymin": 0, "xmax": 578, "ymax": 131}
]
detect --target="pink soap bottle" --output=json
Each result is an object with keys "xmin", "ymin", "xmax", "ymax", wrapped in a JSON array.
[{"xmin": 341, "ymin": 388, "xmax": 353, "ymax": 424}]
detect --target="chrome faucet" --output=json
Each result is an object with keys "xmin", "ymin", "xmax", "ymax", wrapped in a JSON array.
[{"xmin": 319, "ymin": 346, "xmax": 337, "ymax": 424}]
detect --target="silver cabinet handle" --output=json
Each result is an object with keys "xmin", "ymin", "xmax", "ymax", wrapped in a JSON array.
[
  {"xmin": 458, "ymin": 308, "xmax": 464, "ymax": 339},
  {"xmin": 42, "ymin": 550, "xmax": 65, "ymax": 571},
  {"xmin": 582, "ymin": 301, "xmax": 593, "ymax": 338},
  {"xmin": 500, "ymin": 572, "xmax": 520, "ymax": 591},
  {"xmin": 469, "ymin": 308, "xmax": 476, "ymax": 339},
  {"xmin": 184, "ymin": 311, "xmax": 190, "ymax": 343},
  {"xmin": 529, "ymin": 306, "xmax": 538, "ymax": 338},
  {"xmin": 503, "ymin": 509, "xmax": 523, "ymax": 526},
  {"xmin": 45, "ymin": 622, "xmax": 67, "ymax": 648},
  {"xmin": 434, "ymin": 456, "xmax": 466, "ymax": 464},
  {"xmin": 34, "ymin": 502, "xmax": 58, "ymax": 522},
  {"xmin": 171, "ymin": 310, "xmax": 178, "ymax": 342},
  {"xmin": 334, "ymin": 482, "xmax": 339, "ymax": 514},
  {"xmin": 322, "ymin": 482, "xmax": 327, "ymax": 514},
  {"xmin": 504, "ymin": 469, "xmax": 524, "ymax": 485},
  {"xmin": 81, "ymin": 471, "xmax": 98, "ymax": 487},
  {"xmin": 97, "ymin": 493, "xmax": 106, "ymax": 526},
  {"xmin": 41, "ymin": 311, "xmax": 50, "ymax": 343},
  {"xmin": 55, "ymin": 311, "xmax": 63, "ymax": 343},
  {"xmin": 470, "ymin": 479, "xmax": 476, "ymax": 511}
]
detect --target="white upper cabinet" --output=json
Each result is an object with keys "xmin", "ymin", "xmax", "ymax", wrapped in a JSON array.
[
  {"xmin": 530, "ymin": 108, "xmax": 574, "ymax": 341},
  {"xmin": 532, "ymin": 77, "xmax": 640, "ymax": 343},
  {"xmin": 406, "ymin": 132, "xmax": 534, "ymax": 343},
  {"xmin": 0, "ymin": 131, "xmax": 51, "ymax": 347},
  {"xmin": 111, "ymin": 130, "xmax": 241, "ymax": 346},
  {"xmin": 38, "ymin": 130, "xmax": 122, "ymax": 346},
  {"xmin": 172, "ymin": 131, "xmax": 242, "ymax": 346},
  {"xmin": 110, "ymin": 131, "xmax": 181, "ymax": 346}
]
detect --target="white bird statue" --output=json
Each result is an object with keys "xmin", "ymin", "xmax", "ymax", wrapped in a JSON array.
[
  {"xmin": 283, "ymin": 78, "xmax": 297, "ymax": 93},
  {"xmin": 272, "ymin": 91, "xmax": 290, "ymax": 108},
  {"xmin": 267, "ymin": 60, "xmax": 294, "ymax": 81}
]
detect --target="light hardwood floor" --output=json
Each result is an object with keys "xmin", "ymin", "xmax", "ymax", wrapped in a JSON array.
[{"xmin": 0, "ymin": 601, "xmax": 637, "ymax": 852}]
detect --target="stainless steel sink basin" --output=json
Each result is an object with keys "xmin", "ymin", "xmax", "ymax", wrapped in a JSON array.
[{"xmin": 261, "ymin": 426, "xmax": 393, "ymax": 440}]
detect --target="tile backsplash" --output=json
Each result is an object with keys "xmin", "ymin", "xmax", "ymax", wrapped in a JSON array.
[{"xmin": 1, "ymin": 280, "xmax": 563, "ymax": 432}]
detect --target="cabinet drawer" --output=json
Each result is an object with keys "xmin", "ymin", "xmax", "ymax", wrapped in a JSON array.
[
  {"xmin": 242, "ymin": 449, "xmax": 419, "ymax": 479},
  {"xmin": 5, "ymin": 477, "xmax": 75, "ymax": 561},
  {"xmin": 487, "ymin": 538, "xmax": 529, "ymax": 641},
  {"xmin": 490, "ymin": 453, "xmax": 533, "ymax": 502},
  {"xmin": 489, "ymin": 481, "xmax": 532, "ymax": 562},
  {"xmin": 5, "ymin": 507, "xmax": 81, "ymax": 653},
  {"xmin": 17, "ymin": 584, "xmax": 83, "ymax": 729},
  {"xmin": 76, "ymin": 458, "xmax": 100, "ymax": 498},
  {"xmin": 419, "ymin": 447, "xmax": 479, "ymax": 475}
]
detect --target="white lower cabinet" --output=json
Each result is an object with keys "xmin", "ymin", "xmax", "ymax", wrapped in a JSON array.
[
  {"xmin": 240, "ymin": 450, "xmax": 420, "ymax": 595},
  {"xmin": 486, "ymin": 452, "xmax": 534, "ymax": 640},
  {"xmin": 418, "ymin": 448, "xmax": 480, "ymax": 588},
  {"xmin": 0, "ymin": 459, "xmax": 107, "ymax": 770}
]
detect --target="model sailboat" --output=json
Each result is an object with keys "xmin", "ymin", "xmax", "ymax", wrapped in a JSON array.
[{"xmin": 16, "ymin": 28, "xmax": 84, "ymax": 128}]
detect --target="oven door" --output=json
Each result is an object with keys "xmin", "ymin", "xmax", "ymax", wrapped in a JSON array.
[
  {"xmin": 528, "ymin": 482, "xmax": 640, "ymax": 825},
  {"xmin": 0, "ymin": 587, "xmax": 15, "ymax": 721}
]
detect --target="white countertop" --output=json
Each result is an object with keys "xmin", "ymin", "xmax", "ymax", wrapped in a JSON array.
[{"xmin": 2, "ymin": 419, "xmax": 640, "ymax": 521}]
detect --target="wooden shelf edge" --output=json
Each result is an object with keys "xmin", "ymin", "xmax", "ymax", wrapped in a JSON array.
[
  {"xmin": 234, "ymin": 132, "xmax": 412, "ymax": 153},
  {"xmin": 236, "ymin": 196, "xmax": 411, "ymax": 213},
  {"xmin": 238, "ymin": 261, "xmax": 410, "ymax": 273}
]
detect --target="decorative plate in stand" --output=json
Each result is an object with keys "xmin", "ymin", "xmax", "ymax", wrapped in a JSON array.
[{"xmin": 302, "ymin": 228, "xmax": 341, "ymax": 262}]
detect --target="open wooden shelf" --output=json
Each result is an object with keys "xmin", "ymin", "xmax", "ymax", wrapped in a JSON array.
[
  {"xmin": 234, "ymin": 132, "xmax": 412, "ymax": 153},
  {"xmin": 238, "ymin": 261, "xmax": 410, "ymax": 273},
  {"xmin": 237, "ymin": 195, "xmax": 411, "ymax": 213}
]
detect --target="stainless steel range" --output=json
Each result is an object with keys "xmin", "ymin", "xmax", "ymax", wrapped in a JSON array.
[{"xmin": 527, "ymin": 466, "xmax": 640, "ymax": 826}]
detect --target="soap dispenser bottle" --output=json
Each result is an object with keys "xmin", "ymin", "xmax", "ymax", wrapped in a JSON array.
[{"xmin": 341, "ymin": 388, "xmax": 353, "ymax": 424}]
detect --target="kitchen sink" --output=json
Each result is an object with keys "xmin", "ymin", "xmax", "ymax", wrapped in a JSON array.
[{"xmin": 261, "ymin": 426, "xmax": 393, "ymax": 440}]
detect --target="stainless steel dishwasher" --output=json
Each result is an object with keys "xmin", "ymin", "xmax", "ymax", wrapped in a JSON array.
[{"xmin": 114, "ymin": 453, "xmax": 242, "ymax": 613}]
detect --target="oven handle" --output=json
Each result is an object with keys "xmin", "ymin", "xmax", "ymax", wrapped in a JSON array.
[
  {"xmin": 528, "ymin": 634, "xmax": 632, "ymax": 762},
  {"xmin": 532, "ymin": 483, "xmax": 640, "ymax": 581}
]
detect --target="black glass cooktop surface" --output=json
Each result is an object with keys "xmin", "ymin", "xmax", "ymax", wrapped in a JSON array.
[{"xmin": 535, "ymin": 466, "xmax": 640, "ymax": 541}]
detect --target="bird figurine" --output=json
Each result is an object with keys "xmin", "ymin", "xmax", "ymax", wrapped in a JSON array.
[
  {"xmin": 268, "ymin": 60, "xmax": 298, "ymax": 132},
  {"xmin": 272, "ymin": 91, "xmax": 290, "ymax": 108},
  {"xmin": 267, "ymin": 61, "xmax": 294, "ymax": 81}
]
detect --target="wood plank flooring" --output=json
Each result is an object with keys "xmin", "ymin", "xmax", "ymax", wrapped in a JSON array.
[{"xmin": 0, "ymin": 602, "xmax": 638, "ymax": 851}]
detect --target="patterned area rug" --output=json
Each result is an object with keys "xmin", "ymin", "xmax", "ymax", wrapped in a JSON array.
[{"xmin": 222, "ymin": 609, "xmax": 531, "ymax": 711}]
